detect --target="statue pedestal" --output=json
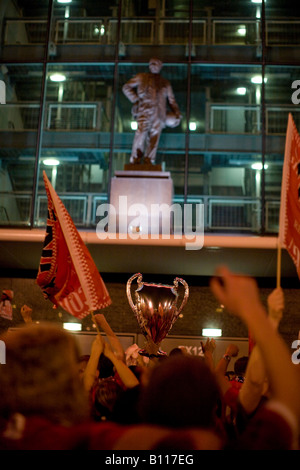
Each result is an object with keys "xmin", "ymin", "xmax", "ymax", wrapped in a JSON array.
[
  {"xmin": 110, "ymin": 170, "xmax": 174, "ymax": 235},
  {"xmin": 124, "ymin": 163, "xmax": 162, "ymax": 172}
]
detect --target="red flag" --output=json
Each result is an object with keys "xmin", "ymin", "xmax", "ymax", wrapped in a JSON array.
[
  {"xmin": 278, "ymin": 113, "xmax": 300, "ymax": 279},
  {"xmin": 36, "ymin": 171, "xmax": 111, "ymax": 319}
]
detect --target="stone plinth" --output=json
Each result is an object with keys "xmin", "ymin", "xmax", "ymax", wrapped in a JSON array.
[{"xmin": 109, "ymin": 170, "xmax": 174, "ymax": 235}]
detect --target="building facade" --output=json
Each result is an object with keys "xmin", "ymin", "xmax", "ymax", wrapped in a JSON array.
[{"xmin": 0, "ymin": 0, "xmax": 299, "ymax": 234}]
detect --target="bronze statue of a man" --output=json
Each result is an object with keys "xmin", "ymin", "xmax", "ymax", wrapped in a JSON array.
[{"xmin": 122, "ymin": 58, "xmax": 181, "ymax": 165}]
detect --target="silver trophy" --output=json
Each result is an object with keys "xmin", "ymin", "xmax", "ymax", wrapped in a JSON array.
[{"xmin": 126, "ymin": 273, "xmax": 189, "ymax": 357}]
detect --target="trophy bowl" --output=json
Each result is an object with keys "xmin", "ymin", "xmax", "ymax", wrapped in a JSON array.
[{"xmin": 126, "ymin": 273, "xmax": 189, "ymax": 357}]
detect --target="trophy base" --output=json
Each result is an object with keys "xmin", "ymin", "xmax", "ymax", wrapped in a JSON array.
[{"xmin": 138, "ymin": 348, "xmax": 167, "ymax": 359}]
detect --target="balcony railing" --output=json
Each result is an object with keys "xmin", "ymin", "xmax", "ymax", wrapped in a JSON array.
[
  {"xmin": 3, "ymin": 17, "xmax": 300, "ymax": 47},
  {"xmin": 46, "ymin": 102, "xmax": 102, "ymax": 131},
  {"xmin": 0, "ymin": 191, "xmax": 280, "ymax": 233},
  {"xmin": 209, "ymin": 104, "xmax": 261, "ymax": 134},
  {"xmin": 0, "ymin": 102, "xmax": 298, "ymax": 135}
]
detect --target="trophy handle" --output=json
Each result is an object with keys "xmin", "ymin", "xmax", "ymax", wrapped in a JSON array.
[
  {"xmin": 126, "ymin": 272, "xmax": 143, "ymax": 313},
  {"xmin": 173, "ymin": 277, "xmax": 189, "ymax": 315}
]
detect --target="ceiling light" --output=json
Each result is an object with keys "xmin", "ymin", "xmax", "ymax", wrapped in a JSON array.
[
  {"xmin": 49, "ymin": 73, "xmax": 66, "ymax": 82},
  {"xmin": 189, "ymin": 121, "xmax": 197, "ymax": 131},
  {"xmin": 251, "ymin": 75, "xmax": 267, "ymax": 84},
  {"xmin": 202, "ymin": 328, "xmax": 222, "ymax": 337},
  {"xmin": 237, "ymin": 87, "xmax": 247, "ymax": 95},
  {"xmin": 43, "ymin": 158, "xmax": 60, "ymax": 166},
  {"xmin": 237, "ymin": 26, "xmax": 246, "ymax": 36},
  {"xmin": 63, "ymin": 323, "xmax": 82, "ymax": 331},
  {"xmin": 57, "ymin": 0, "xmax": 72, "ymax": 3},
  {"xmin": 251, "ymin": 162, "xmax": 268, "ymax": 170},
  {"xmin": 131, "ymin": 121, "xmax": 138, "ymax": 130}
]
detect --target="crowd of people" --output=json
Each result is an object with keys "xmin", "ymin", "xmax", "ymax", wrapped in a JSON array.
[{"xmin": 0, "ymin": 265, "xmax": 299, "ymax": 450}]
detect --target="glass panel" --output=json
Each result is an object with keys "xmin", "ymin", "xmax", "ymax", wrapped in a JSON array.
[
  {"xmin": 187, "ymin": 153, "xmax": 263, "ymax": 232},
  {"xmin": 189, "ymin": 64, "xmax": 263, "ymax": 136},
  {"xmin": 0, "ymin": 0, "xmax": 49, "ymax": 60},
  {"xmin": 265, "ymin": 0, "xmax": 300, "ymax": 63},
  {"xmin": 0, "ymin": 64, "xmax": 43, "ymax": 226},
  {"xmin": 265, "ymin": 65, "xmax": 300, "ymax": 134},
  {"xmin": 35, "ymin": 63, "xmax": 114, "ymax": 227},
  {"xmin": 264, "ymin": 64, "xmax": 300, "ymax": 233},
  {"xmin": 264, "ymin": 154, "xmax": 283, "ymax": 234},
  {"xmin": 188, "ymin": 64, "xmax": 263, "ymax": 233},
  {"xmin": 198, "ymin": 0, "xmax": 262, "ymax": 18},
  {"xmin": 119, "ymin": 0, "xmax": 190, "ymax": 60},
  {"xmin": 192, "ymin": 1, "xmax": 262, "ymax": 62},
  {"xmin": 50, "ymin": 0, "xmax": 119, "ymax": 60}
]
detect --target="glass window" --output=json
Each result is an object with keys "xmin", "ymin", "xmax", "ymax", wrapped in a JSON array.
[
  {"xmin": 263, "ymin": 65, "xmax": 300, "ymax": 233},
  {"xmin": 50, "ymin": 0, "xmax": 119, "ymax": 61},
  {"xmin": 188, "ymin": 64, "xmax": 264, "ymax": 233},
  {"xmin": 0, "ymin": 63, "xmax": 44, "ymax": 226},
  {"xmin": 189, "ymin": 64, "xmax": 263, "ymax": 136},
  {"xmin": 265, "ymin": 1, "xmax": 300, "ymax": 63},
  {"xmin": 119, "ymin": 0, "xmax": 190, "ymax": 60},
  {"xmin": 0, "ymin": 0, "xmax": 49, "ymax": 61},
  {"xmin": 35, "ymin": 63, "xmax": 115, "ymax": 227},
  {"xmin": 265, "ymin": 65, "xmax": 300, "ymax": 135},
  {"xmin": 192, "ymin": 1, "xmax": 262, "ymax": 61}
]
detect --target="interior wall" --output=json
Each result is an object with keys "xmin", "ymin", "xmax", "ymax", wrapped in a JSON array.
[{"xmin": 0, "ymin": 276, "xmax": 299, "ymax": 350}]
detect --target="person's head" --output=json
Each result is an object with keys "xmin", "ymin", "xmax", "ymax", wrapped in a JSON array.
[
  {"xmin": 97, "ymin": 353, "xmax": 115, "ymax": 379},
  {"xmin": 234, "ymin": 356, "xmax": 248, "ymax": 376},
  {"xmin": 93, "ymin": 377, "xmax": 124, "ymax": 421},
  {"xmin": 138, "ymin": 355, "xmax": 221, "ymax": 429},
  {"xmin": 0, "ymin": 322, "xmax": 89, "ymax": 425},
  {"xmin": 169, "ymin": 347, "xmax": 188, "ymax": 357},
  {"xmin": 149, "ymin": 57, "xmax": 163, "ymax": 74},
  {"xmin": 1, "ymin": 290, "xmax": 13, "ymax": 302}
]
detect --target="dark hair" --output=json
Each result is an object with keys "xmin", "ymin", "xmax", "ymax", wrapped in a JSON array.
[
  {"xmin": 138, "ymin": 355, "xmax": 221, "ymax": 428},
  {"xmin": 93, "ymin": 378, "xmax": 124, "ymax": 421},
  {"xmin": 169, "ymin": 347, "xmax": 185, "ymax": 357},
  {"xmin": 234, "ymin": 356, "xmax": 248, "ymax": 376},
  {"xmin": 97, "ymin": 353, "xmax": 114, "ymax": 379}
]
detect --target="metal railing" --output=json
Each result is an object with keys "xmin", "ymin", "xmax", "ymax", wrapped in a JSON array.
[
  {"xmin": 209, "ymin": 104, "xmax": 261, "ymax": 134},
  {"xmin": 212, "ymin": 20, "xmax": 260, "ymax": 45},
  {"xmin": 55, "ymin": 19, "xmax": 112, "ymax": 44},
  {"xmin": 266, "ymin": 20, "xmax": 300, "ymax": 46},
  {"xmin": 46, "ymin": 102, "xmax": 102, "ymax": 130},
  {"xmin": 0, "ymin": 191, "xmax": 280, "ymax": 233},
  {"xmin": 207, "ymin": 197, "xmax": 261, "ymax": 231},
  {"xmin": 0, "ymin": 102, "xmax": 298, "ymax": 136},
  {"xmin": 265, "ymin": 200, "xmax": 280, "ymax": 233},
  {"xmin": 4, "ymin": 17, "xmax": 299, "ymax": 47},
  {"xmin": 266, "ymin": 106, "xmax": 300, "ymax": 135}
]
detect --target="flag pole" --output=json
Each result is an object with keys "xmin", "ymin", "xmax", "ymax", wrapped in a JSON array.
[
  {"xmin": 276, "ymin": 113, "xmax": 292, "ymax": 290},
  {"xmin": 276, "ymin": 241, "xmax": 282, "ymax": 288},
  {"xmin": 90, "ymin": 311, "xmax": 101, "ymax": 334}
]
